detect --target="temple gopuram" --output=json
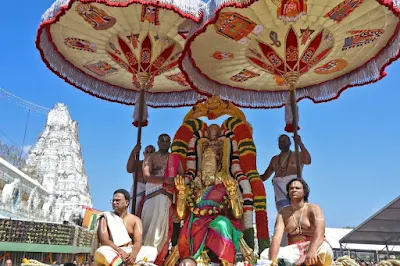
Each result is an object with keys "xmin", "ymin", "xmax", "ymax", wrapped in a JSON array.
[{"xmin": 0, "ymin": 103, "xmax": 94, "ymax": 265}]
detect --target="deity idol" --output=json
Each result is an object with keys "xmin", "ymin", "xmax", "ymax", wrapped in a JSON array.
[{"xmin": 174, "ymin": 139, "xmax": 253, "ymax": 265}]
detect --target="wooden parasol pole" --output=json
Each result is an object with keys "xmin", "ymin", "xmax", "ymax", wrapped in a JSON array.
[
  {"xmin": 284, "ymin": 72, "xmax": 301, "ymax": 178},
  {"xmin": 131, "ymin": 72, "xmax": 150, "ymax": 214}
]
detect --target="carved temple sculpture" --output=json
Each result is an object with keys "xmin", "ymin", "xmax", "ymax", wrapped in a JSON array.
[{"xmin": 167, "ymin": 96, "xmax": 270, "ymax": 264}]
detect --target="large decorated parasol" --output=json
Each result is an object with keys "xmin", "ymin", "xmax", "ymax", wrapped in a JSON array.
[
  {"xmin": 36, "ymin": 0, "xmax": 206, "ymax": 213},
  {"xmin": 182, "ymin": 0, "xmax": 400, "ymax": 176}
]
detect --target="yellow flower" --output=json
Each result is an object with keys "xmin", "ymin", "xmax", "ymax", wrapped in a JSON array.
[
  {"xmin": 193, "ymin": 209, "xmax": 200, "ymax": 215},
  {"xmin": 208, "ymin": 209, "xmax": 213, "ymax": 215},
  {"xmin": 200, "ymin": 209, "xmax": 207, "ymax": 216}
]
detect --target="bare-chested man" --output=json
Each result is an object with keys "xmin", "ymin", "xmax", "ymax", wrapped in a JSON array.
[
  {"xmin": 93, "ymin": 189, "xmax": 156, "ymax": 266},
  {"xmin": 259, "ymin": 179, "xmax": 333, "ymax": 266},
  {"xmin": 142, "ymin": 134, "xmax": 184, "ymax": 264},
  {"xmin": 127, "ymin": 144, "xmax": 155, "ymax": 215},
  {"xmin": 261, "ymin": 134, "xmax": 311, "ymax": 211}
]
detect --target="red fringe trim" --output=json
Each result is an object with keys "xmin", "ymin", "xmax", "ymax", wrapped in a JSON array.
[
  {"xmin": 36, "ymin": 0, "xmax": 205, "ymax": 108},
  {"xmin": 132, "ymin": 120, "xmax": 148, "ymax": 127},
  {"xmin": 179, "ymin": 0, "xmax": 400, "ymax": 109},
  {"xmin": 284, "ymin": 123, "xmax": 300, "ymax": 133}
]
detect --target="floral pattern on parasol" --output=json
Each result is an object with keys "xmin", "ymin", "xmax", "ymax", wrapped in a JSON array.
[
  {"xmin": 181, "ymin": 0, "xmax": 400, "ymax": 108},
  {"xmin": 36, "ymin": 0, "xmax": 206, "ymax": 107}
]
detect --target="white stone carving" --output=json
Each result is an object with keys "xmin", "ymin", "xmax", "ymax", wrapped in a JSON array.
[
  {"xmin": 1, "ymin": 178, "xmax": 20, "ymax": 211},
  {"xmin": 1, "ymin": 103, "xmax": 92, "ymax": 224}
]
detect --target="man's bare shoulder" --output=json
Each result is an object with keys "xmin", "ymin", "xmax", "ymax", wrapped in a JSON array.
[
  {"xmin": 307, "ymin": 203, "xmax": 322, "ymax": 213},
  {"xmin": 279, "ymin": 206, "xmax": 292, "ymax": 216},
  {"xmin": 270, "ymin": 155, "xmax": 279, "ymax": 162},
  {"xmin": 144, "ymin": 153, "xmax": 155, "ymax": 164},
  {"xmin": 307, "ymin": 203, "xmax": 321, "ymax": 209},
  {"xmin": 127, "ymin": 213, "xmax": 141, "ymax": 223}
]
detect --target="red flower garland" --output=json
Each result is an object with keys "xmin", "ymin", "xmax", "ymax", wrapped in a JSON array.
[{"xmin": 222, "ymin": 118, "xmax": 270, "ymax": 242}]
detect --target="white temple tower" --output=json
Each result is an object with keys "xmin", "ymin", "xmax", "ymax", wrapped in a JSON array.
[{"xmin": 25, "ymin": 103, "xmax": 92, "ymax": 221}]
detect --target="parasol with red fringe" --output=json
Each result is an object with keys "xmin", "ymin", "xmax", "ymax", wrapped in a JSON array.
[
  {"xmin": 36, "ymin": 0, "xmax": 206, "ymax": 214},
  {"xmin": 181, "ymin": 0, "xmax": 400, "ymax": 177}
]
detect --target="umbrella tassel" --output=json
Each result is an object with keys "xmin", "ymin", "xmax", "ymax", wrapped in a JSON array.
[{"xmin": 284, "ymin": 100, "xmax": 300, "ymax": 133}]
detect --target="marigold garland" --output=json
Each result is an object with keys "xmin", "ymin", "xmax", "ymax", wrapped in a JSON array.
[
  {"xmin": 172, "ymin": 116, "xmax": 269, "ymax": 249},
  {"xmin": 222, "ymin": 117, "xmax": 270, "ymax": 244},
  {"xmin": 186, "ymin": 183, "xmax": 228, "ymax": 217},
  {"xmin": 171, "ymin": 118, "xmax": 207, "ymax": 178}
]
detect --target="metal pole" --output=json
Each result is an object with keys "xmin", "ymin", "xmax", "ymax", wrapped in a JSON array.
[
  {"xmin": 386, "ymin": 244, "xmax": 390, "ymax": 258},
  {"xmin": 131, "ymin": 73, "xmax": 149, "ymax": 214},
  {"xmin": 340, "ymin": 243, "xmax": 343, "ymax": 258},
  {"xmin": 289, "ymin": 89, "xmax": 301, "ymax": 178}
]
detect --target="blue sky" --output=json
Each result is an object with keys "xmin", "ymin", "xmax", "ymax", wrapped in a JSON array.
[{"xmin": 0, "ymin": 1, "xmax": 399, "ymax": 231}]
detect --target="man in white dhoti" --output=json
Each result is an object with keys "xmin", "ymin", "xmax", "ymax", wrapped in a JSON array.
[
  {"xmin": 92, "ymin": 189, "xmax": 157, "ymax": 266},
  {"xmin": 261, "ymin": 134, "xmax": 311, "ymax": 211},
  {"xmin": 258, "ymin": 178, "xmax": 333, "ymax": 266},
  {"xmin": 142, "ymin": 134, "xmax": 183, "ymax": 265},
  {"xmin": 127, "ymin": 145, "xmax": 156, "ymax": 215}
]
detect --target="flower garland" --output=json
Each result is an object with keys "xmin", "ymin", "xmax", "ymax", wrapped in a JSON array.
[
  {"xmin": 222, "ymin": 117, "xmax": 270, "ymax": 250},
  {"xmin": 221, "ymin": 127, "xmax": 255, "ymax": 244},
  {"xmin": 171, "ymin": 115, "xmax": 270, "ymax": 249},
  {"xmin": 186, "ymin": 184, "xmax": 228, "ymax": 216},
  {"xmin": 171, "ymin": 118, "xmax": 207, "ymax": 182}
]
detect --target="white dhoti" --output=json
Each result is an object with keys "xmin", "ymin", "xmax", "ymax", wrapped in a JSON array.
[
  {"xmin": 94, "ymin": 245, "xmax": 157, "ymax": 266},
  {"xmin": 272, "ymin": 174, "xmax": 297, "ymax": 211},
  {"xmin": 141, "ymin": 183, "xmax": 171, "ymax": 254},
  {"xmin": 130, "ymin": 181, "xmax": 146, "ymax": 215},
  {"xmin": 92, "ymin": 212, "xmax": 157, "ymax": 266},
  {"xmin": 258, "ymin": 240, "xmax": 333, "ymax": 266}
]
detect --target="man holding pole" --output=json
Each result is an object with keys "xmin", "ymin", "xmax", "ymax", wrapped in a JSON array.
[
  {"xmin": 142, "ymin": 133, "xmax": 183, "ymax": 264},
  {"xmin": 127, "ymin": 144, "xmax": 155, "ymax": 215},
  {"xmin": 261, "ymin": 134, "xmax": 311, "ymax": 211}
]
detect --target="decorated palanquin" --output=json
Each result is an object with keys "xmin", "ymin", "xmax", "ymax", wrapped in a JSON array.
[{"xmin": 168, "ymin": 96, "xmax": 270, "ymax": 264}]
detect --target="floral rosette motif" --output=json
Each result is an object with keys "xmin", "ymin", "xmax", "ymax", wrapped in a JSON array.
[{"xmin": 36, "ymin": 0, "xmax": 206, "ymax": 107}]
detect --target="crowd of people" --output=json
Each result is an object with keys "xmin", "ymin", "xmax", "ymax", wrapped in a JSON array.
[{"xmin": 89, "ymin": 130, "xmax": 338, "ymax": 266}]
